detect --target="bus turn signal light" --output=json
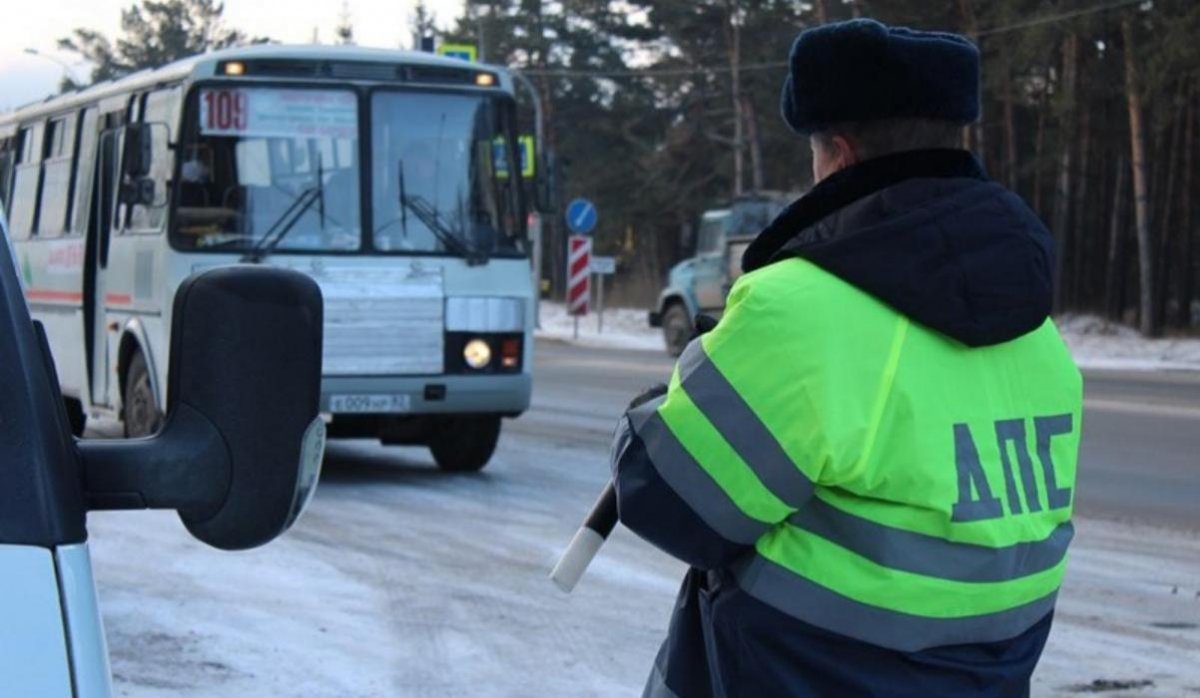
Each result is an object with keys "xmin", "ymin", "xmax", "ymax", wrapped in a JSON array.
[{"xmin": 501, "ymin": 338, "xmax": 521, "ymax": 369}]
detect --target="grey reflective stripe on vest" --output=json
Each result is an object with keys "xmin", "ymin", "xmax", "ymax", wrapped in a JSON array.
[
  {"xmin": 628, "ymin": 397, "xmax": 769, "ymax": 545},
  {"xmin": 732, "ymin": 554, "xmax": 1058, "ymax": 652},
  {"xmin": 790, "ymin": 498, "xmax": 1074, "ymax": 583},
  {"xmin": 641, "ymin": 661, "xmax": 679, "ymax": 698},
  {"xmin": 677, "ymin": 341, "xmax": 814, "ymax": 508}
]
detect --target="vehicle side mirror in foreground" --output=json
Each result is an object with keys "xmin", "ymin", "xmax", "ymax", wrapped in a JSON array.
[{"xmin": 79, "ymin": 266, "xmax": 325, "ymax": 550}]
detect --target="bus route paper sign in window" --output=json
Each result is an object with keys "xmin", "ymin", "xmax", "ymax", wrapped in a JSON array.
[{"xmin": 199, "ymin": 88, "xmax": 358, "ymax": 140}]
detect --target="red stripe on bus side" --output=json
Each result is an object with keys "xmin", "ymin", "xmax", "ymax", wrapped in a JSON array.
[
  {"xmin": 25, "ymin": 289, "xmax": 84, "ymax": 303},
  {"xmin": 105, "ymin": 293, "xmax": 133, "ymax": 306}
]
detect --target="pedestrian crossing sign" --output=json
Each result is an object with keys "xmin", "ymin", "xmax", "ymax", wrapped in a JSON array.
[{"xmin": 437, "ymin": 43, "xmax": 478, "ymax": 62}]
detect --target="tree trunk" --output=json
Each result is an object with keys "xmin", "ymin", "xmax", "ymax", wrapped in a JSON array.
[
  {"xmin": 530, "ymin": 0, "xmax": 561, "ymax": 299},
  {"xmin": 1179, "ymin": 86, "xmax": 1195, "ymax": 328},
  {"xmin": 1070, "ymin": 106, "xmax": 1092, "ymax": 310},
  {"xmin": 726, "ymin": 1, "xmax": 744, "ymax": 198},
  {"xmin": 1004, "ymin": 60, "xmax": 1019, "ymax": 191},
  {"xmin": 813, "ymin": 0, "xmax": 829, "ymax": 24},
  {"xmin": 1154, "ymin": 81, "xmax": 1186, "ymax": 328},
  {"xmin": 1122, "ymin": 18, "xmax": 1156, "ymax": 336},
  {"xmin": 1051, "ymin": 34, "xmax": 1078, "ymax": 312},
  {"xmin": 742, "ymin": 93, "xmax": 764, "ymax": 193},
  {"xmin": 1032, "ymin": 82, "xmax": 1049, "ymax": 216},
  {"xmin": 956, "ymin": 0, "xmax": 984, "ymax": 159},
  {"xmin": 1105, "ymin": 156, "xmax": 1129, "ymax": 321}
]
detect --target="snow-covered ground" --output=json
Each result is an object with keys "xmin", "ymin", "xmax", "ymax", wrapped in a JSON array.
[
  {"xmin": 1057, "ymin": 315, "xmax": 1200, "ymax": 371},
  {"xmin": 87, "ymin": 438, "xmax": 1200, "ymax": 698},
  {"xmin": 537, "ymin": 303, "xmax": 1200, "ymax": 372},
  {"xmin": 84, "ymin": 369, "xmax": 1200, "ymax": 697},
  {"xmin": 535, "ymin": 302, "xmax": 664, "ymax": 352}
]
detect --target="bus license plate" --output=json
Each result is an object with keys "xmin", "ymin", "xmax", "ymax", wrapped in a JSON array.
[{"xmin": 329, "ymin": 394, "xmax": 411, "ymax": 413}]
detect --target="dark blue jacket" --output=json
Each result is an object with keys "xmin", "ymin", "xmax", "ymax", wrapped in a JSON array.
[{"xmin": 615, "ymin": 149, "xmax": 1058, "ymax": 697}]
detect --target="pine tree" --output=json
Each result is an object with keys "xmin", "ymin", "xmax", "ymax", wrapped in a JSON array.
[{"xmin": 57, "ymin": 0, "xmax": 264, "ymax": 87}]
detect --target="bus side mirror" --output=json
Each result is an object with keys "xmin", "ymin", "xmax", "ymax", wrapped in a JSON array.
[
  {"xmin": 122, "ymin": 123, "xmax": 153, "ymax": 178},
  {"xmin": 119, "ymin": 123, "xmax": 170, "ymax": 207},
  {"xmin": 79, "ymin": 266, "xmax": 327, "ymax": 551}
]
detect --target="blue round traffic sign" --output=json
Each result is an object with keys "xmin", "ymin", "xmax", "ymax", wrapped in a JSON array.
[{"xmin": 565, "ymin": 198, "xmax": 598, "ymax": 235}]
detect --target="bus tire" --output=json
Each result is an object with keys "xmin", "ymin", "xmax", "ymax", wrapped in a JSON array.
[
  {"xmin": 429, "ymin": 415, "xmax": 500, "ymax": 472},
  {"xmin": 662, "ymin": 302, "xmax": 692, "ymax": 357},
  {"xmin": 123, "ymin": 351, "xmax": 163, "ymax": 438},
  {"xmin": 64, "ymin": 397, "xmax": 86, "ymax": 437}
]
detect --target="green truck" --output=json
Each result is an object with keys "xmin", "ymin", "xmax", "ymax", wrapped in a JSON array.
[{"xmin": 649, "ymin": 193, "xmax": 793, "ymax": 355}]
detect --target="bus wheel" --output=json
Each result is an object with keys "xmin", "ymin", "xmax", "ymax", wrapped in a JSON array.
[
  {"xmin": 429, "ymin": 415, "xmax": 500, "ymax": 472},
  {"xmin": 124, "ymin": 351, "xmax": 162, "ymax": 438},
  {"xmin": 662, "ymin": 303, "xmax": 692, "ymax": 357},
  {"xmin": 64, "ymin": 397, "xmax": 86, "ymax": 437}
]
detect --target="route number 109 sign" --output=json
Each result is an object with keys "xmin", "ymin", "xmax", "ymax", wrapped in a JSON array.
[{"xmin": 199, "ymin": 88, "xmax": 358, "ymax": 140}]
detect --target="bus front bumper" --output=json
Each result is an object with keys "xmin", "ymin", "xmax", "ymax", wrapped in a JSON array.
[{"xmin": 320, "ymin": 373, "xmax": 532, "ymax": 417}]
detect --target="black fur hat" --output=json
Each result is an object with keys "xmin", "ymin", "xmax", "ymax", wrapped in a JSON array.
[{"xmin": 780, "ymin": 19, "xmax": 981, "ymax": 134}]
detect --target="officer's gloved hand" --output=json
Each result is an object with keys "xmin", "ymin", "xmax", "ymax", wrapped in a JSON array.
[{"xmin": 628, "ymin": 383, "xmax": 668, "ymax": 411}]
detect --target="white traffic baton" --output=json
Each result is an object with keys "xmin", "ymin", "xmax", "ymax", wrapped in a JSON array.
[{"xmin": 549, "ymin": 481, "xmax": 618, "ymax": 593}]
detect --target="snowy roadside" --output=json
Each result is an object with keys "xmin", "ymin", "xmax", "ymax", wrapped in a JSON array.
[
  {"xmin": 1056, "ymin": 315, "xmax": 1200, "ymax": 371},
  {"xmin": 534, "ymin": 301, "xmax": 664, "ymax": 352},
  {"xmin": 536, "ymin": 302, "xmax": 1200, "ymax": 372},
  {"xmin": 86, "ymin": 437, "xmax": 1200, "ymax": 698}
]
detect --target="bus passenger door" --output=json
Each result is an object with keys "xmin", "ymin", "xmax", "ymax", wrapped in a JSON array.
[{"xmin": 83, "ymin": 128, "xmax": 119, "ymax": 407}]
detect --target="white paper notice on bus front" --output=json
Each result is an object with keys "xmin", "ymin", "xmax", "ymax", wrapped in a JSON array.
[{"xmin": 198, "ymin": 88, "xmax": 357, "ymax": 140}]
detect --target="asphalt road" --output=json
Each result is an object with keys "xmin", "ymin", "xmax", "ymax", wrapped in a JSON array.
[
  {"xmin": 84, "ymin": 337, "xmax": 1200, "ymax": 697},
  {"xmin": 529, "ymin": 339, "xmax": 1200, "ymax": 531}
]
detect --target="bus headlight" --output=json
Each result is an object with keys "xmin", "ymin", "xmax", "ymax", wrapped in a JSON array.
[{"xmin": 463, "ymin": 339, "xmax": 492, "ymax": 369}]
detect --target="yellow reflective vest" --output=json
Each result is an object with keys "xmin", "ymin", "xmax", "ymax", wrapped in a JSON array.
[{"xmin": 624, "ymin": 256, "xmax": 1082, "ymax": 652}]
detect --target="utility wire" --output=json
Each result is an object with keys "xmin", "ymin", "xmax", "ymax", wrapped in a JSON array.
[
  {"xmin": 976, "ymin": 0, "xmax": 1147, "ymax": 36},
  {"xmin": 518, "ymin": 0, "xmax": 1152, "ymax": 78}
]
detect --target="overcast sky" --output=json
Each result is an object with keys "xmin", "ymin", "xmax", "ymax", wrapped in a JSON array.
[{"xmin": 0, "ymin": 0, "xmax": 465, "ymax": 111}]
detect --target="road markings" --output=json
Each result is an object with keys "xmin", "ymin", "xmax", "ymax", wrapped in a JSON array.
[{"xmin": 1083, "ymin": 398, "xmax": 1200, "ymax": 420}]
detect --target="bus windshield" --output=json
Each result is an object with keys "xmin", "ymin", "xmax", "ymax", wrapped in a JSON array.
[
  {"xmin": 370, "ymin": 91, "xmax": 522, "ymax": 258},
  {"xmin": 173, "ymin": 87, "xmax": 362, "ymax": 253}
]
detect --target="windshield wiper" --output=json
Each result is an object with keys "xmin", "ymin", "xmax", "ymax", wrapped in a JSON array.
[
  {"xmin": 242, "ymin": 156, "xmax": 328, "ymax": 263},
  {"xmin": 240, "ymin": 186, "xmax": 321, "ymax": 263},
  {"xmin": 397, "ymin": 159, "xmax": 410, "ymax": 239},
  {"xmin": 399, "ymin": 193, "xmax": 487, "ymax": 266}
]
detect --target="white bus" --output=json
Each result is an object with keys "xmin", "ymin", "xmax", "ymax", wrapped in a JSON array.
[{"xmin": 1, "ymin": 45, "xmax": 540, "ymax": 471}]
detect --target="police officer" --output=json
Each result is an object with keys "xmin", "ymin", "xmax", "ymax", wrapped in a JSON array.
[{"xmin": 610, "ymin": 18, "xmax": 1082, "ymax": 697}]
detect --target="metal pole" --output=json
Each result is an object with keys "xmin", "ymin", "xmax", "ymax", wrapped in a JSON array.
[
  {"xmin": 530, "ymin": 213, "xmax": 543, "ymax": 329},
  {"xmin": 511, "ymin": 71, "xmax": 545, "ymax": 163},
  {"xmin": 513, "ymin": 70, "xmax": 547, "ymax": 330},
  {"xmin": 573, "ymin": 315, "xmax": 579, "ymax": 340},
  {"xmin": 597, "ymin": 273, "xmax": 605, "ymax": 334},
  {"xmin": 23, "ymin": 48, "xmax": 82, "ymax": 86}
]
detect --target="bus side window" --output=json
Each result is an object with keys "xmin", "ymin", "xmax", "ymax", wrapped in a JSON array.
[
  {"xmin": 8, "ymin": 124, "xmax": 44, "ymax": 240},
  {"xmin": 70, "ymin": 108, "xmax": 100, "ymax": 237},
  {"xmin": 128, "ymin": 87, "xmax": 180, "ymax": 233},
  {"xmin": 0, "ymin": 136, "xmax": 15, "ymax": 211},
  {"xmin": 37, "ymin": 115, "xmax": 78, "ymax": 237}
]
